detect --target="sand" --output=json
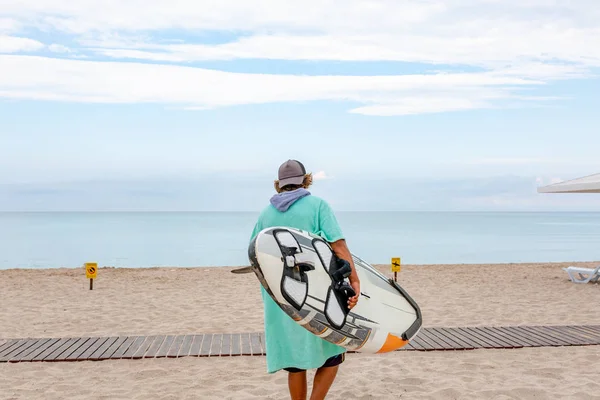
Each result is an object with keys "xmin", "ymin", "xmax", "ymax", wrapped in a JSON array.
[{"xmin": 1, "ymin": 261, "xmax": 600, "ymax": 399}]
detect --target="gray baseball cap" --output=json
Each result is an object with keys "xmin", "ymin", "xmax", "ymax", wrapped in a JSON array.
[{"xmin": 278, "ymin": 159, "xmax": 307, "ymax": 187}]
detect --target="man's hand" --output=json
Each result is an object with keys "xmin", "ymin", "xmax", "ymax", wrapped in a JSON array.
[
  {"xmin": 330, "ymin": 239, "xmax": 361, "ymax": 310},
  {"xmin": 348, "ymin": 278, "xmax": 360, "ymax": 309}
]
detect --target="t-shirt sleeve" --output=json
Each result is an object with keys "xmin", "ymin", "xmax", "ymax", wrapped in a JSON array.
[
  {"xmin": 316, "ymin": 199, "xmax": 345, "ymax": 243},
  {"xmin": 250, "ymin": 208, "xmax": 266, "ymax": 242},
  {"xmin": 250, "ymin": 219, "xmax": 263, "ymax": 241}
]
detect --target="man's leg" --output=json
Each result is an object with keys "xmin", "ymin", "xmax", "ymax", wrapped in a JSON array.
[
  {"xmin": 309, "ymin": 354, "xmax": 344, "ymax": 400},
  {"xmin": 287, "ymin": 370, "xmax": 308, "ymax": 400},
  {"xmin": 309, "ymin": 365, "xmax": 339, "ymax": 400}
]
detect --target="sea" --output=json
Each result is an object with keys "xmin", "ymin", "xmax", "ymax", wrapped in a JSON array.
[{"xmin": 1, "ymin": 211, "xmax": 599, "ymax": 270}]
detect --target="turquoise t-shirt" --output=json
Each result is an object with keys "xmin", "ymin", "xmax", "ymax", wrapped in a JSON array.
[{"xmin": 250, "ymin": 194, "xmax": 347, "ymax": 373}]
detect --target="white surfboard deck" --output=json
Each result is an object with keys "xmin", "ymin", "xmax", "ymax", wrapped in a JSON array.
[{"xmin": 248, "ymin": 226, "xmax": 422, "ymax": 354}]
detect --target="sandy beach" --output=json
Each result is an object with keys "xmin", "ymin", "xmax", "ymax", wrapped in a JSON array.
[{"xmin": 1, "ymin": 261, "xmax": 600, "ymax": 399}]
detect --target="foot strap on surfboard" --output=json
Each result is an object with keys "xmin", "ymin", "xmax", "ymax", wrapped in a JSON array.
[
  {"xmin": 324, "ymin": 257, "xmax": 356, "ymax": 329},
  {"xmin": 274, "ymin": 230, "xmax": 315, "ymax": 311},
  {"xmin": 312, "ymin": 238, "xmax": 356, "ymax": 330}
]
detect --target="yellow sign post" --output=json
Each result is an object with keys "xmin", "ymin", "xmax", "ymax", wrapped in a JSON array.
[
  {"xmin": 85, "ymin": 262, "xmax": 97, "ymax": 290},
  {"xmin": 391, "ymin": 257, "xmax": 401, "ymax": 282}
]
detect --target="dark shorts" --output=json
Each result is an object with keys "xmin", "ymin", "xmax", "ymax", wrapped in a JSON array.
[{"xmin": 284, "ymin": 353, "xmax": 345, "ymax": 373}]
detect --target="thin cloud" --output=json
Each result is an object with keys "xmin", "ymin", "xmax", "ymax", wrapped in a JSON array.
[
  {"xmin": 0, "ymin": 35, "xmax": 44, "ymax": 53},
  {"xmin": 48, "ymin": 44, "xmax": 72, "ymax": 53},
  {"xmin": 83, "ymin": 32, "xmax": 600, "ymax": 71},
  {"xmin": 313, "ymin": 171, "xmax": 332, "ymax": 180},
  {"xmin": 0, "ymin": 18, "xmax": 20, "ymax": 33},
  {"xmin": 466, "ymin": 158, "xmax": 549, "ymax": 166},
  {"xmin": 0, "ymin": 55, "xmax": 547, "ymax": 116}
]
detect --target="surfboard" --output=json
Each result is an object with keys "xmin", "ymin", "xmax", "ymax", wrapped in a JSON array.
[{"xmin": 248, "ymin": 226, "xmax": 422, "ymax": 354}]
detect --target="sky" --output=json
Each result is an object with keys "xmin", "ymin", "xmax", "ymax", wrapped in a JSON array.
[{"xmin": 1, "ymin": 0, "xmax": 600, "ymax": 211}]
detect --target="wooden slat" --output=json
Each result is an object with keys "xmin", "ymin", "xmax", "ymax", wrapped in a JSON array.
[
  {"xmin": 417, "ymin": 330, "xmax": 450, "ymax": 350},
  {"xmin": 478, "ymin": 327, "xmax": 520, "ymax": 348},
  {"xmin": 176, "ymin": 335, "xmax": 194, "ymax": 358},
  {"xmin": 551, "ymin": 326, "xmax": 590, "ymax": 345},
  {"xmin": 250, "ymin": 333, "xmax": 262, "ymax": 355},
  {"xmin": 532, "ymin": 326, "xmax": 585, "ymax": 346},
  {"xmin": 241, "ymin": 333, "xmax": 251, "ymax": 355},
  {"xmin": 520, "ymin": 326, "xmax": 572, "ymax": 346},
  {"xmin": 496, "ymin": 327, "xmax": 541, "ymax": 347},
  {"xmin": 0, "ymin": 339, "xmax": 39, "ymax": 362},
  {"xmin": 427, "ymin": 328, "xmax": 468, "ymax": 350},
  {"xmin": 200, "ymin": 334, "xmax": 213, "ymax": 356},
  {"xmin": 461, "ymin": 327, "xmax": 500, "ymax": 348},
  {"xmin": 470, "ymin": 327, "xmax": 515, "ymax": 348},
  {"xmin": 0, "ymin": 339, "xmax": 24, "ymax": 354},
  {"xmin": 430, "ymin": 328, "xmax": 474, "ymax": 350},
  {"xmin": 121, "ymin": 336, "xmax": 148, "ymax": 359},
  {"xmin": 154, "ymin": 335, "xmax": 176, "ymax": 358},
  {"xmin": 142, "ymin": 336, "xmax": 165, "ymax": 359},
  {"xmin": 0, "ymin": 339, "xmax": 18, "ymax": 354},
  {"xmin": 221, "ymin": 334, "xmax": 231, "ymax": 357},
  {"xmin": 485, "ymin": 327, "xmax": 526, "ymax": 348},
  {"xmin": 455, "ymin": 327, "xmax": 494, "ymax": 348},
  {"xmin": 10, "ymin": 339, "xmax": 52, "ymax": 362},
  {"xmin": 63, "ymin": 338, "xmax": 94, "ymax": 361},
  {"xmin": 210, "ymin": 334, "xmax": 222, "ymax": 356},
  {"xmin": 2, "ymin": 339, "xmax": 41, "ymax": 362},
  {"xmin": 20, "ymin": 338, "xmax": 61, "ymax": 362},
  {"xmin": 189, "ymin": 335, "xmax": 204, "ymax": 356},
  {"xmin": 405, "ymin": 341, "xmax": 418, "ymax": 350},
  {"xmin": 409, "ymin": 332, "xmax": 433, "ymax": 350},
  {"xmin": 569, "ymin": 325, "xmax": 600, "ymax": 338},
  {"xmin": 508, "ymin": 326, "xmax": 543, "ymax": 346},
  {"xmin": 131, "ymin": 336, "xmax": 154, "ymax": 359},
  {"xmin": 0, "ymin": 339, "xmax": 5, "ymax": 349},
  {"xmin": 0, "ymin": 339, "xmax": 30, "ymax": 359},
  {"xmin": 541, "ymin": 326, "xmax": 579, "ymax": 346},
  {"xmin": 167, "ymin": 335, "xmax": 185, "ymax": 358},
  {"xmin": 230, "ymin": 333, "xmax": 241, "ymax": 356},
  {"xmin": 32, "ymin": 338, "xmax": 72, "ymax": 362},
  {"xmin": 60, "ymin": 338, "xmax": 93, "ymax": 361},
  {"xmin": 259, "ymin": 333, "xmax": 265, "ymax": 353},
  {"xmin": 422, "ymin": 328, "xmax": 457, "ymax": 349},
  {"xmin": 564, "ymin": 326, "xmax": 600, "ymax": 344},
  {"xmin": 579, "ymin": 325, "xmax": 600, "ymax": 336},
  {"xmin": 553, "ymin": 326, "xmax": 597, "ymax": 345},
  {"xmin": 110, "ymin": 336, "xmax": 138, "ymax": 359},
  {"xmin": 75, "ymin": 337, "xmax": 109, "ymax": 361},
  {"xmin": 564, "ymin": 325, "xmax": 596, "ymax": 336},
  {"xmin": 44, "ymin": 337, "xmax": 81, "ymax": 361},
  {"xmin": 88, "ymin": 337, "xmax": 118, "ymax": 361},
  {"xmin": 97, "ymin": 336, "xmax": 129, "ymax": 361},
  {"xmin": 439, "ymin": 328, "xmax": 481, "ymax": 349},
  {"xmin": 403, "ymin": 339, "xmax": 420, "ymax": 351}
]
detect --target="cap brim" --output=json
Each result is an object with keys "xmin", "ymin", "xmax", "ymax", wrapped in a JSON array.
[{"xmin": 279, "ymin": 175, "xmax": 304, "ymax": 187}]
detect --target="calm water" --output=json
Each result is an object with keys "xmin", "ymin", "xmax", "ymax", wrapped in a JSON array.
[{"xmin": 1, "ymin": 212, "xmax": 599, "ymax": 269}]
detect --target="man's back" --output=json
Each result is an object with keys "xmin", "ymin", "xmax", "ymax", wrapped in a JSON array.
[{"xmin": 251, "ymin": 195, "xmax": 344, "ymax": 244}]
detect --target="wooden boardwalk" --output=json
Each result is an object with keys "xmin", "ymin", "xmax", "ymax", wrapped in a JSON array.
[{"xmin": 1, "ymin": 325, "xmax": 599, "ymax": 363}]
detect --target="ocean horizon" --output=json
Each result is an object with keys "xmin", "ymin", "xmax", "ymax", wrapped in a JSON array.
[{"xmin": 1, "ymin": 211, "xmax": 599, "ymax": 270}]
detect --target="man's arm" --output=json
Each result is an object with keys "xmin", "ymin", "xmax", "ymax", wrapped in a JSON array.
[{"xmin": 330, "ymin": 239, "xmax": 360, "ymax": 309}]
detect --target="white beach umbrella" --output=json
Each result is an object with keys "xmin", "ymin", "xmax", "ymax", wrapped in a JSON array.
[{"xmin": 537, "ymin": 173, "xmax": 600, "ymax": 193}]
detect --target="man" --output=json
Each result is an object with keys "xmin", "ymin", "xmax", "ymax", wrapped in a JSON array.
[{"xmin": 249, "ymin": 159, "xmax": 360, "ymax": 400}]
